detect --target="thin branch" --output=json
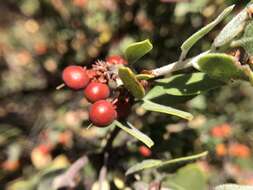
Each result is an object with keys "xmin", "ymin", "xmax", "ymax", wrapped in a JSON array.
[
  {"xmin": 53, "ymin": 156, "xmax": 88, "ymax": 189},
  {"xmin": 151, "ymin": 50, "xmax": 210, "ymax": 77},
  {"xmin": 102, "ymin": 127, "xmax": 120, "ymax": 152},
  {"xmin": 98, "ymin": 165, "xmax": 108, "ymax": 190}
]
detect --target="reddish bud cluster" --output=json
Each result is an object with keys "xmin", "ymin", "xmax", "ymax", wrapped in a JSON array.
[
  {"xmin": 61, "ymin": 55, "xmax": 132, "ymax": 127},
  {"xmin": 215, "ymin": 143, "xmax": 251, "ymax": 158}
]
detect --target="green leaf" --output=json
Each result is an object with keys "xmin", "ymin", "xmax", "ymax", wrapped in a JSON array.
[
  {"xmin": 114, "ymin": 120, "xmax": 154, "ymax": 148},
  {"xmin": 166, "ymin": 164, "xmax": 207, "ymax": 190},
  {"xmin": 181, "ymin": 5, "xmax": 234, "ymax": 57},
  {"xmin": 118, "ymin": 67, "xmax": 145, "ymax": 99},
  {"xmin": 232, "ymin": 21, "xmax": 253, "ymax": 56},
  {"xmin": 213, "ymin": 4, "xmax": 252, "ymax": 48},
  {"xmin": 126, "ymin": 151, "xmax": 208, "ymax": 175},
  {"xmin": 144, "ymin": 86, "xmax": 167, "ymax": 100},
  {"xmin": 124, "ymin": 39, "xmax": 153, "ymax": 63},
  {"xmin": 159, "ymin": 151, "xmax": 208, "ymax": 167},
  {"xmin": 196, "ymin": 53, "xmax": 247, "ymax": 82},
  {"xmin": 6, "ymin": 177, "xmax": 39, "ymax": 190},
  {"xmin": 215, "ymin": 184, "xmax": 253, "ymax": 190},
  {"xmin": 125, "ymin": 159, "xmax": 162, "ymax": 175},
  {"xmin": 141, "ymin": 100, "xmax": 193, "ymax": 120},
  {"xmin": 135, "ymin": 73, "xmax": 155, "ymax": 80},
  {"xmin": 153, "ymin": 72, "xmax": 224, "ymax": 96}
]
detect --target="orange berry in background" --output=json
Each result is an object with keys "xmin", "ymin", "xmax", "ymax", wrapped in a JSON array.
[
  {"xmin": 2, "ymin": 160, "xmax": 20, "ymax": 172},
  {"xmin": 139, "ymin": 145, "xmax": 152, "ymax": 157},
  {"xmin": 220, "ymin": 123, "xmax": 232, "ymax": 137},
  {"xmin": 228, "ymin": 143, "xmax": 251, "ymax": 158},
  {"xmin": 211, "ymin": 123, "xmax": 232, "ymax": 138},
  {"xmin": 215, "ymin": 143, "xmax": 227, "ymax": 157},
  {"xmin": 31, "ymin": 145, "xmax": 52, "ymax": 169},
  {"xmin": 73, "ymin": 0, "xmax": 87, "ymax": 7},
  {"xmin": 34, "ymin": 42, "xmax": 47, "ymax": 55},
  {"xmin": 58, "ymin": 131, "xmax": 73, "ymax": 146},
  {"xmin": 37, "ymin": 144, "xmax": 52, "ymax": 155}
]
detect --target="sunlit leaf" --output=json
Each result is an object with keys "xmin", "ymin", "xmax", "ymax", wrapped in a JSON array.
[
  {"xmin": 141, "ymin": 100, "xmax": 193, "ymax": 120},
  {"xmin": 124, "ymin": 39, "xmax": 153, "ymax": 63},
  {"xmin": 213, "ymin": 4, "xmax": 253, "ymax": 48},
  {"xmin": 232, "ymin": 21, "xmax": 253, "ymax": 56},
  {"xmin": 196, "ymin": 53, "xmax": 247, "ymax": 82},
  {"xmin": 159, "ymin": 151, "xmax": 208, "ymax": 168},
  {"xmin": 118, "ymin": 67, "xmax": 145, "ymax": 99},
  {"xmin": 126, "ymin": 151, "xmax": 208, "ymax": 175},
  {"xmin": 114, "ymin": 121, "xmax": 154, "ymax": 148},
  {"xmin": 181, "ymin": 5, "xmax": 234, "ymax": 58},
  {"xmin": 126, "ymin": 159, "xmax": 162, "ymax": 175}
]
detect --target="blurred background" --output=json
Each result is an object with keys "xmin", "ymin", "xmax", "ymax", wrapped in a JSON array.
[{"xmin": 1, "ymin": 0, "xmax": 253, "ymax": 189}]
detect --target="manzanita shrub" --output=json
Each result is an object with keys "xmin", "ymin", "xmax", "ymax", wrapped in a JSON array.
[
  {"xmin": 53, "ymin": 3, "xmax": 253, "ymax": 190},
  {"xmin": 53, "ymin": 1, "xmax": 253, "ymax": 189},
  {"xmin": 4, "ymin": 1, "xmax": 253, "ymax": 190}
]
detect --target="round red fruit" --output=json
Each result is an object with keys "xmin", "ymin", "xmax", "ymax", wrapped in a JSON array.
[
  {"xmin": 106, "ymin": 55, "xmax": 128, "ymax": 65},
  {"xmin": 62, "ymin": 65, "xmax": 89, "ymax": 90},
  {"xmin": 89, "ymin": 100, "xmax": 117, "ymax": 127},
  {"xmin": 139, "ymin": 145, "xmax": 152, "ymax": 157},
  {"xmin": 84, "ymin": 82, "xmax": 110, "ymax": 102}
]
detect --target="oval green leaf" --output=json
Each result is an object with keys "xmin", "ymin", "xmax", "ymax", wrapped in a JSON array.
[
  {"xmin": 141, "ymin": 100, "xmax": 193, "ymax": 120},
  {"xmin": 213, "ymin": 4, "xmax": 252, "ymax": 48},
  {"xmin": 126, "ymin": 151, "xmax": 208, "ymax": 175},
  {"xmin": 197, "ymin": 53, "xmax": 247, "ymax": 82},
  {"xmin": 232, "ymin": 21, "xmax": 253, "ymax": 56},
  {"xmin": 124, "ymin": 39, "xmax": 153, "ymax": 63},
  {"xmin": 118, "ymin": 67, "xmax": 145, "ymax": 99},
  {"xmin": 114, "ymin": 120, "xmax": 154, "ymax": 148},
  {"xmin": 181, "ymin": 5, "xmax": 234, "ymax": 58},
  {"xmin": 126, "ymin": 159, "xmax": 162, "ymax": 175}
]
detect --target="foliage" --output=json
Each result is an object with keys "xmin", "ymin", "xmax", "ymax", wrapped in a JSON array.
[{"xmin": 1, "ymin": 0, "xmax": 253, "ymax": 190}]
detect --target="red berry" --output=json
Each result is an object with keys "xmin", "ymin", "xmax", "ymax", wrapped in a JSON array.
[
  {"xmin": 106, "ymin": 55, "xmax": 128, "ymax": 65},
  {"xmin": 89, "ymin": 100, "xmax": 117, "ymax": 127},
  {"xmin": 139, "ymin": 146, "xmax": 152, "ymax": 157},
  {"xmin": 84, "ymin": 82, "xmax": 110, "ymax": 102},
  {"xmin": 62, "ymin": 66, "xmax": 89, "ymax": 90}
]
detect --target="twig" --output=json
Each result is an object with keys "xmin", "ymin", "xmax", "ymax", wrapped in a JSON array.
[
  {"xmin": 53, "ymin": 156, "xmax": 88, "ymax": 189},
  {"xmin": 151, "ymin": 50, "xmax": 210, "ymax": 77},
  {"xmin": 98, "ymin": 164, "xmax": 108, "ymax": 190},
  {"xmin": 102, "ymin": 127, "xmax": 121, "ymax": 152}
]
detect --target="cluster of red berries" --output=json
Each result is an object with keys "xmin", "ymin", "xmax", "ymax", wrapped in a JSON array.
[{"xmin": 61, "ymin": 55, "xmax": 130, "ymax": 127}]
